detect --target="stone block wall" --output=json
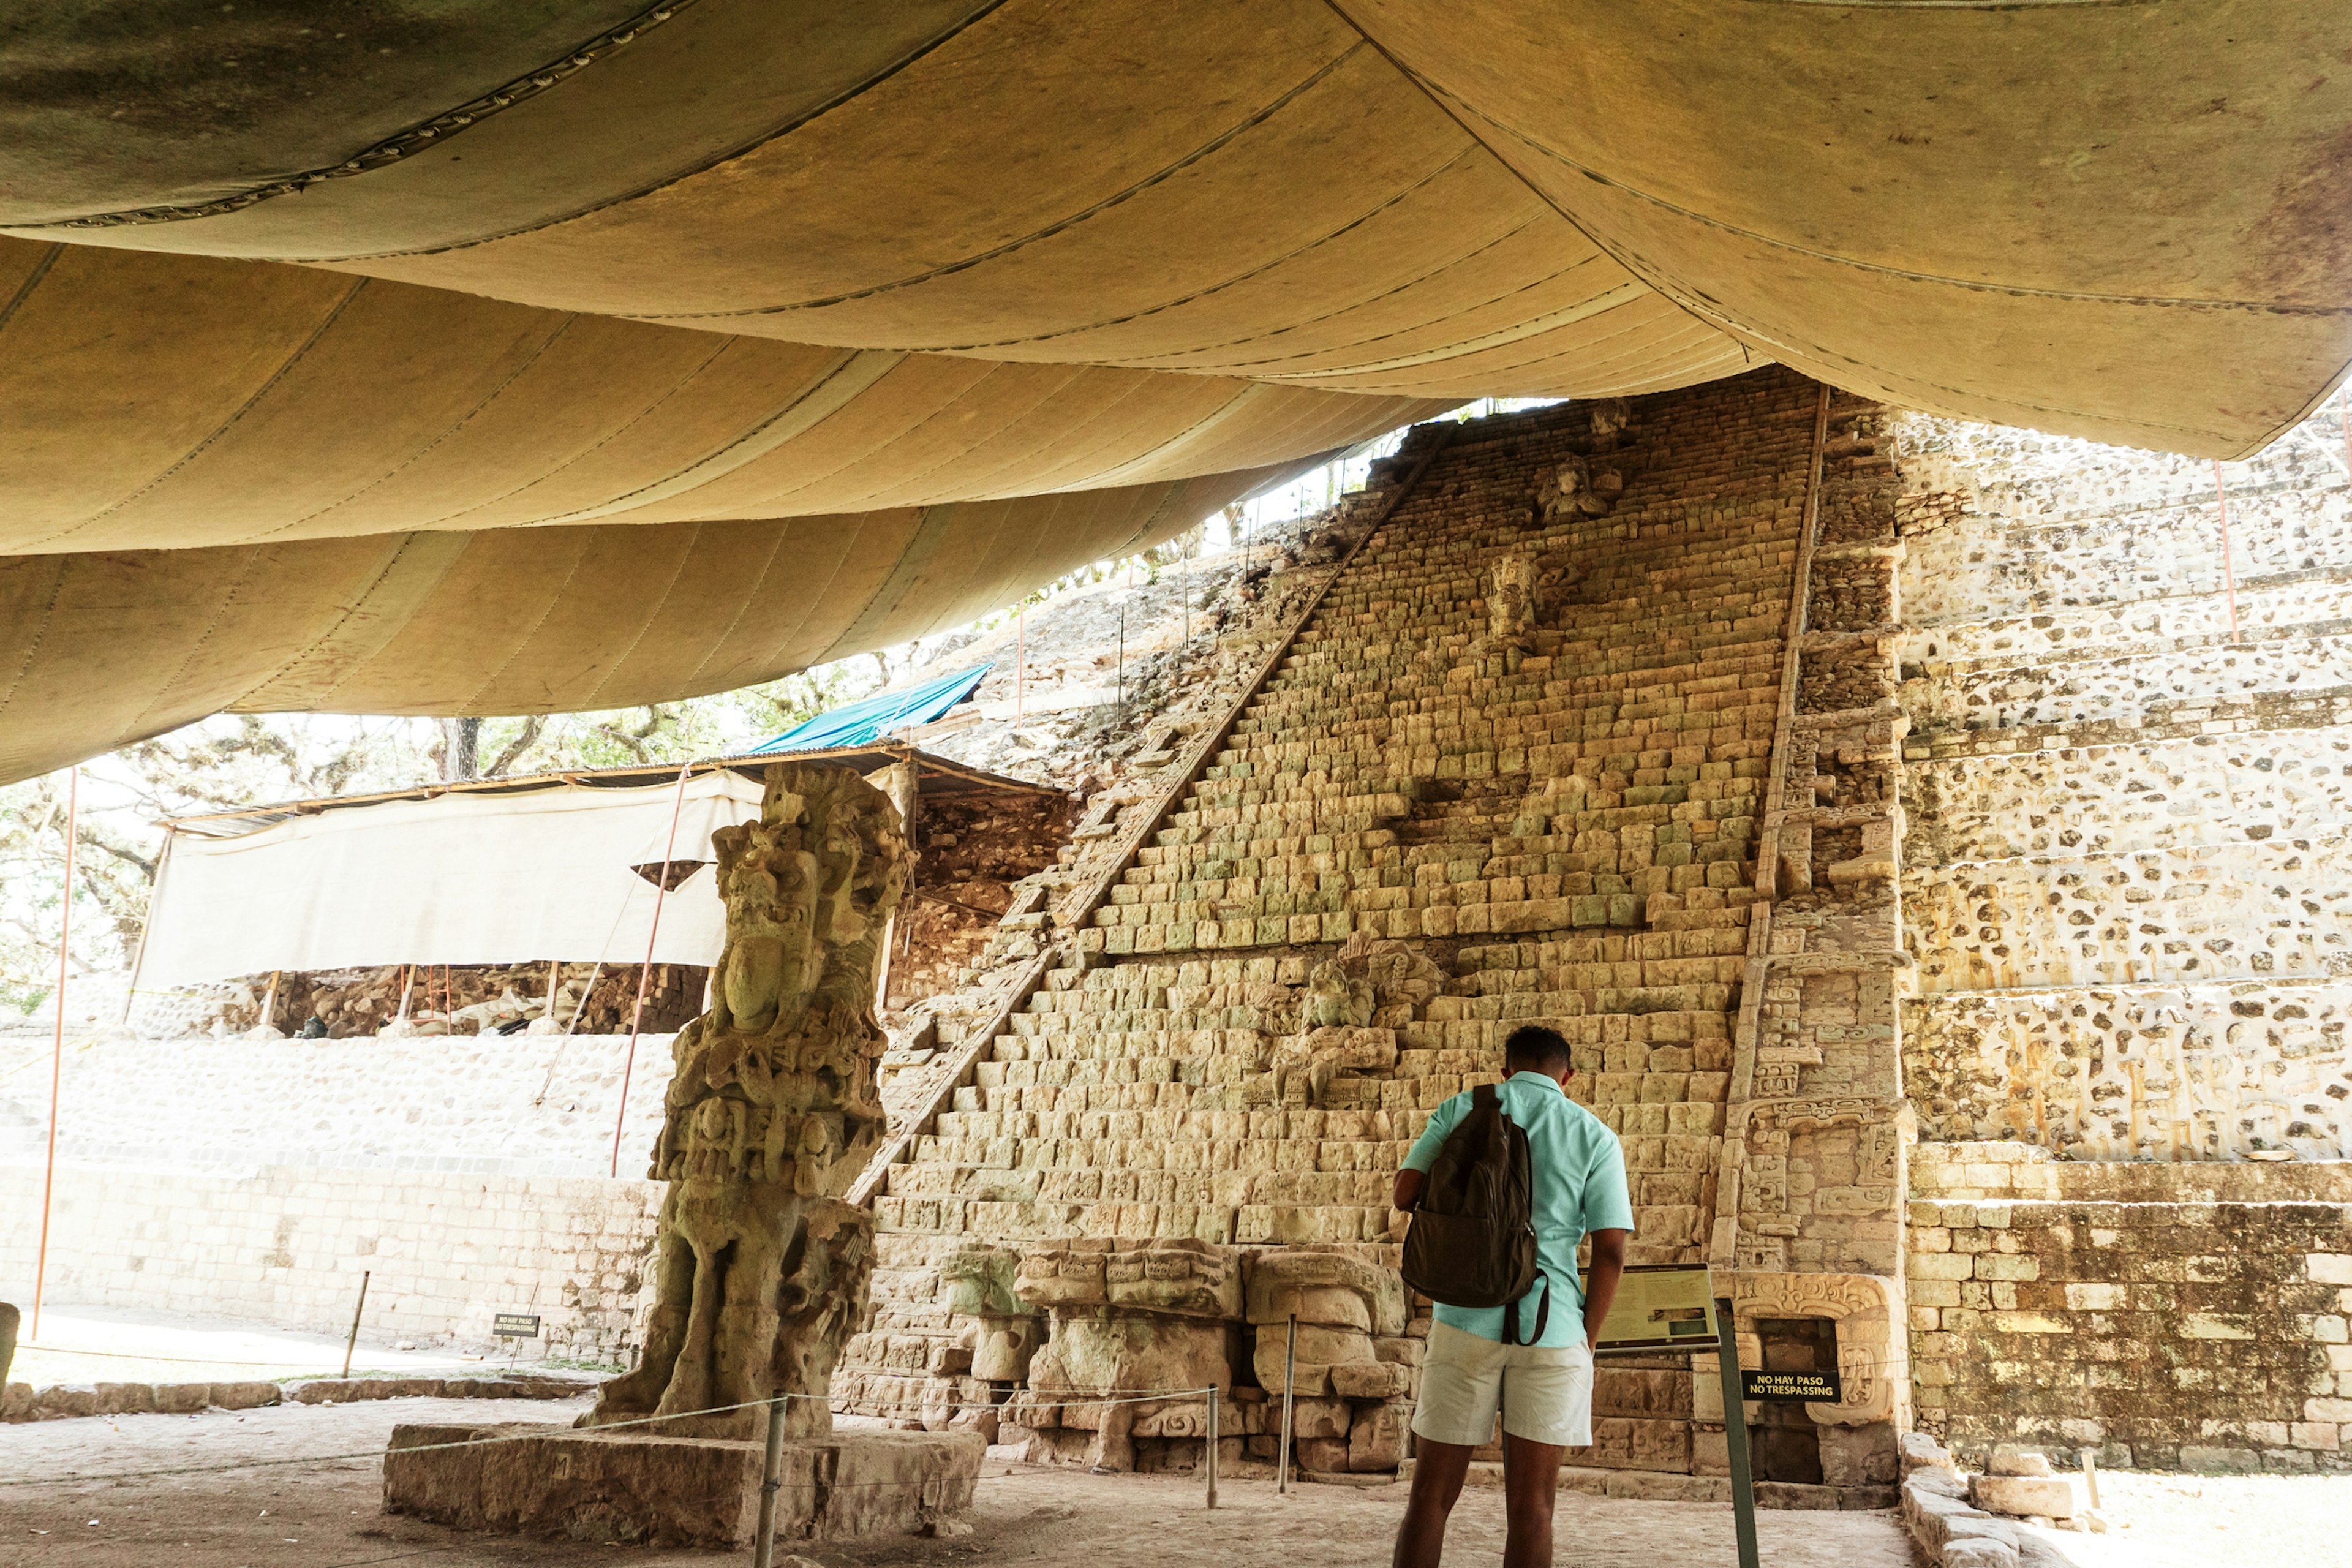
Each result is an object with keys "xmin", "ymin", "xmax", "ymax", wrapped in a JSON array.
[
  {"xmin": 0, "ymin": 1033, "xmax": 672, "ymax": 1177},
  {"xmin": 1893, "ymin": 407, "xmax": 2352, "ymax": 1161},
  {"xmin": 1907, "ymin": 1142, "xmax": 2352, "ymax": 1471},
  {"xmin": 1889, "ymin": 398, "xmax": 2352, "ymax": 1469},
  {"xmin": 0, "ymin": 1161, "xmax": 661, "ymax": 1360},
  {"xmin": 886, "ymin": 788, "xmax": 1074, "ymax": 1013},
  {"xmin": 1713, "ymin": 391, "xmax": 1917, "ymax": 1496},
  {"xmin": 845, "ymin": 369, "xmax": 1834, "ymax": 1481},
  {"xmin": 0, "ymin": 1033, "xmax": 671, "ymax": 1356}
]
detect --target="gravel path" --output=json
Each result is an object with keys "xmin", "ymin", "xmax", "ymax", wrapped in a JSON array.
[
  {"xmin": 0, "ymin": 1395, "xmax": 1919, "ymax": 1568},
  {"xmin": 2019, "ymin": 1470, "xmax": 2352, "ymax": 1568}
]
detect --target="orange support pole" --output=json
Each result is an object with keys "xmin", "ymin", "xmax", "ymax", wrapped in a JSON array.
[
  {"xmin": 31, "ymin": 767, "xmax": 78, "ymax": 1343},
  {"xmin": 611, "ymin": 763, "xmax": 694, "ymax": 1177}
]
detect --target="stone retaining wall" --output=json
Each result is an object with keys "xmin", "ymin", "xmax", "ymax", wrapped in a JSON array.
[
  {"xmin": 1892, "ymin": 405, "xmax": 2352, "ymax": 1164},
  {"xmin": 0, "ymin": 1031, "xmax": 673, "ymax": 1177},
  {"xmin": 0, "ymin": 1161, "xmax": 662, "ymax": 1360},
  {"xmin": 1907, "ymin": 1142, "xmax": 2352, "ymax": 1472}
]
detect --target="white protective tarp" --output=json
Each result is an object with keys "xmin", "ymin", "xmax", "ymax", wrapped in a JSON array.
[{"xmin": 138, "ymin": 771, "xmax": 766, "ymax": 988}]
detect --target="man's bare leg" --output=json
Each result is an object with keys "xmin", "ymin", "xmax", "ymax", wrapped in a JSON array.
[
  {"xmin": 1392, "ymin": 1435, "xmax": 1474, "ymax": 1568},
  {"xmin": 1501, "ymin": 1431, "xmax": 1564, "ymax": 1568}
]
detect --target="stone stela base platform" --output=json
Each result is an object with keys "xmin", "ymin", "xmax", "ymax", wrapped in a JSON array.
[{"xmin": 383, "ymin": 1423, "xmax": 984, "ymax": 1547}]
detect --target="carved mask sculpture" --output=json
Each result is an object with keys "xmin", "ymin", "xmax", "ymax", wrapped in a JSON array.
[{"xmin": 584, "ymin": 762, "xmax": 908, "ymax": 1442}]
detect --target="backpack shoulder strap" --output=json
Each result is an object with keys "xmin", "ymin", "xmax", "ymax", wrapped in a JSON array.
[
  {"xmin": 1504, "ymin": 1275, "xmax": 1552, "ymax": 1346},
  {"xmin": 1471, "ymin": 1082, "xmax": 1499, "ymax": 1112}
]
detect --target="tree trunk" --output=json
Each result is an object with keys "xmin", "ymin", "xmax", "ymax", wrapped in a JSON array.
[{"xmin": 438, "ymin": 717, "xmax": 481, "ymax": 782}]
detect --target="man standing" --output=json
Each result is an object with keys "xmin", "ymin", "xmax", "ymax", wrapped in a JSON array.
[{"xmin": 1390, "ymin": 1024, "xmax": 1633, "ymax": 1568}]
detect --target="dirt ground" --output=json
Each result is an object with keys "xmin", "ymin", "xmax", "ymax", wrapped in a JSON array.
[
  {"xmin": 9, "ymin": 1304, "xmax": 540, "ymax": 1387},
  {"xmin": 0, "ymin": 1395, "xmax": 1918, "ymax": 1568},
  {"xmin": 2018, "ymin": 1469, "xmax": 2352, "ymax": 1568}
]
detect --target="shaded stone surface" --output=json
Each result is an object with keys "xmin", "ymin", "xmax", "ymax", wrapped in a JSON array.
[
  {"xmin": 382, "ymin": 1421, "xmax": 982, "ymax": 1547},
  {"xmin": 587, "ymin": 761, "xmax": 909, "ymax": 1445}
]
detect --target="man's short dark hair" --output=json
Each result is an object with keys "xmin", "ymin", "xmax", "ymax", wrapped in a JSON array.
[{"xmin": 1503, "ymin": 1023, "xmax": 1574, "ymax": 1075}]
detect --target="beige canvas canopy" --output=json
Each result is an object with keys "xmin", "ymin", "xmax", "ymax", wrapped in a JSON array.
[
  {"xmin": 135, "ymin": 748, "xmax": 1050, "ymax": 989},
  {"xmin": 4, "ymin": 1, "xmax": 2344, "ymax": 783},
  {"xmin": 138, "ymin": 768, "xmax": 761, "ymax": 990}
]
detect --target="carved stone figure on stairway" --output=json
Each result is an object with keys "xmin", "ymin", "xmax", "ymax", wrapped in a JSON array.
[{"xmin": 583, "ymin": 761, "xmax": 910, "ymax": 1442}]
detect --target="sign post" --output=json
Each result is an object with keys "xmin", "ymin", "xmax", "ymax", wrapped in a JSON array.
[
  {"xmin": 1575, "ymin": 1266, "xmax": 1757, "ymax": 1568},
  {"xmin": 1714, "ymin": 1296, "xmax": 1761, "ymax": 1568}
]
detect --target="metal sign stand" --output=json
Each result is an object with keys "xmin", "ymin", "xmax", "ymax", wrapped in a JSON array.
[
  {"xmin": 1276, "ymin": 1314, "xmax": 1298, "ymax": 1494},
  {"xmin": 1713, "ymin": 1295, "xmax": 1762, "ymax": 1568}
]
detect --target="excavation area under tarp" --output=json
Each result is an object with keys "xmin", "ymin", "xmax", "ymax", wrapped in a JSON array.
[{"xmin": 0, "ymin": 1395, "xmax": 1917, "ymax": 1568}]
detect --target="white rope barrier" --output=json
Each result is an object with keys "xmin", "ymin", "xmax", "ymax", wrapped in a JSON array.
[{"xmin": 3, "ymin": 1385, "xmax": 1225, "ymax": 1489}]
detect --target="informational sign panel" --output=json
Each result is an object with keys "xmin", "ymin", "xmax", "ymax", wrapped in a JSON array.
[
  {"xmin": 492, "ymin": 1313, "xmax": 543, "ymax": 1339},
  {"xmin": 1742, "ymin": 1368, "xmax": 1844, "ymax": 1403},
  {"xmin": 1578, "ymin": 1263, "xmax": 1717, "ymax": 1354}
]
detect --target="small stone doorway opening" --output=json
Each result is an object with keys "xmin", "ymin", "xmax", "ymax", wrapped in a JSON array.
[{"xmin": 1750, "ymin": 1316, "xmax": 1838, "ymax": 1485}]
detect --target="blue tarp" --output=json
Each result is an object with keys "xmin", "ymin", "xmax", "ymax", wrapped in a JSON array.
[{"xmin": 747, "ymin": 663, "xmax": 992, "ymax": 754}]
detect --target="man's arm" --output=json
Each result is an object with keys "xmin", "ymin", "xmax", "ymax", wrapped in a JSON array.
[
  {"xmin": 1393, "ymin": 1098, "xmax": 1463, "ymax": 1215},
  {"xmin": 1582, "ymin": 1228, "xmax": 1628, "ymax": 1348}
]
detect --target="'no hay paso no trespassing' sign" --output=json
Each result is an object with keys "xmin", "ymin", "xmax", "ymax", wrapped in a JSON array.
[{"xmin": 1741, "ymin": 1368, "xmax": 1844, "ymax": 1403}]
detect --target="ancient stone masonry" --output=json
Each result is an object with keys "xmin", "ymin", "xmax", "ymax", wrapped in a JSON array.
[
  {"xmin": 841, "ymin": 369, "xmax": 1833, "ymax": 1485},
  {"xmin": 1887, "ymin": 401, "xmax": 2352, "ymax": 1471},
  {"xmin": 587, "ymin": 761, "xmax": 908, "ymax": 1443},
  {"xmin": 884, "ymin": 790, "xmax": 1073, "ymax": 1014},
  {"xmin": 151, "ymin": 960, "xmax": 707, "ymax": 1038},
  {"xmin": 1906, "ymin": 1145, "xmax": 2352, "ymax": 1474},
  {"xmin": 1894, "ymin": 410, "xmax": 2352, "ymax": 1163},
  {"xmin": 1713, "ymin": 387, "xmax": 1917, "ymax": 1498},
  {"xmin": 875, "ymin": 514, "xmax": 1393, "ymax": 1131}
]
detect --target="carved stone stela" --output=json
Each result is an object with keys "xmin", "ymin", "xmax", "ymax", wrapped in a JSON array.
[
  {"xmin": 587, "ymin": 761, "xmax": 909, "ymax": 1441},
  {"xmin": 385, "ymin": 762, "xmax": 974, "ymax": 1548}
]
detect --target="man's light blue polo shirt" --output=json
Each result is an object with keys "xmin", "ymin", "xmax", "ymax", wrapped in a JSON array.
[{"xmin": 1401, "ymin": 1071, "xmax": 1635, "ymax": 1349}]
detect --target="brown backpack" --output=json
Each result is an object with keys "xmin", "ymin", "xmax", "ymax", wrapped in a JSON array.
[{"xmin": 1400, "ymin": 1082, "xmax": 1548, "ymax": 1340}]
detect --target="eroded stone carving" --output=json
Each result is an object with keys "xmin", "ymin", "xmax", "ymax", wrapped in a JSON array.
[
  {"xmin": 1732, "ymin": 1271, "xmax": 1907, "ymax": 1428},
  {"xmin": 1491, "ymin": 552, "xmax": 1539, "ymax": 644},
  {"xmin": 584, "ymin": 762, "xmax": 909, "ymax": 1441},
  {"xmin": 1536, "ymin": 453, "xmax": 1622, "ymax": 521},
  {"xmin": 939, "ymin": 1242, "xmax": 1043, "ymax": 1384},
  {"xmin": 1247, "ymin": 935, "xmax": 1442, "ymax": 1106},
  {"xmin": 1007, "ymin": 1237, "xmax": 1238, "ymax": 1472},
  {"xmin": 1243, "ymin": 1248, "xmax": 1412, "ymax": 1401}
]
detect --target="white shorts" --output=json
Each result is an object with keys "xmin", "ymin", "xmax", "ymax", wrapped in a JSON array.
[{"xmin": 1410, "ymin": 1321, "xmax": 1596, "ymax": 1449}]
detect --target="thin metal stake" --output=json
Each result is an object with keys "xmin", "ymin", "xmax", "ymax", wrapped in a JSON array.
[
  {"xmin": 1116, "ymin": 604, "xmax": 1126, "ymax": 717},
  {"xmin": 342, "ymin": 1270, "xmax": 371, "ymax": 1378},
  {"xmin": 1714, "ymin": 1297, "xmax": 1761, "ymax": 1568},
  {"xmin": 753, "ymin": 1393, "xmax": 787, "ymax": 1568},
  {"xmin": 1276, "ymin": 1314, "xmax": 1298, "ymax": 1494},
  {"xmin": 1205, "ymin": 1384, "xmax": 1219, "ymax": 1510}
]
